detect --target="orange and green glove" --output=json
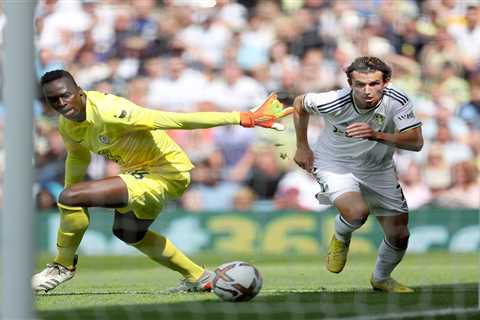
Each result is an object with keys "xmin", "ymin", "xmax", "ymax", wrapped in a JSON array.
[{"xmin": 240, "ymin": 93, "xmax": 294, "ymax": 131}]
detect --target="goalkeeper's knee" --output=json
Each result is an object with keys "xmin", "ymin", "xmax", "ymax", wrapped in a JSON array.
[
  {"xmin": 57, "ymin": 202, "xmax": 90, "ymax": 234},
  {"xmin": 112, "ymin": 228, "xmax": 148, "ymax": 244}
]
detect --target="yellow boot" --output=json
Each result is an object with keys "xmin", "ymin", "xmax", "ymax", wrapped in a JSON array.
[
  {"xmin": 370, "ymin": 274, "xmax": 414, "ymax": 293},
  {"xmin": 326, "ymin": 235, "xmax": 350, "ymax": 273}
]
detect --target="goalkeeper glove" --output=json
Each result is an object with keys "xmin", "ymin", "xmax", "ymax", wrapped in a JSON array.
[{"xmin": 240, "ymin": 93, "xmax": 294, "ymax": 131}]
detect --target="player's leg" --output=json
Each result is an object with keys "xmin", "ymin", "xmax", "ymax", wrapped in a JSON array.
[
  {"xmin": 362, "ymin": 169, "xmax": 413, "ymax": 292},
  {"xmin": 59, "ymin": 176, "xmax": 129, "ymax": 208},
  {"xmin": 32, "ymin": 176, "xmax": 128, "ymax": 292},
  {"xmin": 55, "ymin": 176, "xmax": 128, "ymax": 265},
  {"xmin": 116, "ymin": 170, "xmax": 213, "ymax": 292},
  {"xmin": 112, "ymin": 210, "xmax": 209, "ymax": 285},
  {"xmin": 314, "ymin": 171, "xmax": 370, "ymax": 273},
  {"xmin": 370, "ymin": 212, "xmax": 413, "ymax": 293},
  {"xmin": 326, "ymin": 192, "xmax": 369, "ymax": 273},
  {"xmin": 334, "ymin": 192, "xmax": 370, "ymax": 243}
]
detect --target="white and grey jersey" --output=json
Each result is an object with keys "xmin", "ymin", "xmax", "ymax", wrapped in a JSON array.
[{"xmin": 303, "ymin": 84, "xmax": 421, "ymax": 172}]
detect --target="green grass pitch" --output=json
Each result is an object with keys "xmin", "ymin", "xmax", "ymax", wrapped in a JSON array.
[{"xmin": 36, "ymin": 252, "xmax": 479, "ymax": 320}]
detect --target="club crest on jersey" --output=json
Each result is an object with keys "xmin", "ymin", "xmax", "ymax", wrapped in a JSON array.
[
  {"xmin": 374, "ymin": 113, "xmax": 385, "ymax": 126},
  {"xmin": 98, "ymin": 135, "xmax": 110, "ymax": 144}
]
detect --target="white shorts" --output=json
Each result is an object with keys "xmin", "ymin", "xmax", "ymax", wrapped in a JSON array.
[{"xmin": 312, "ymin": 168, "xmax": 408, "ymax": 216}]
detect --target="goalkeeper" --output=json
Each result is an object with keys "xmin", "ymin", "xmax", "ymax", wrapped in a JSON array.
[{"xmin": 32, "ymin": 69, "xmax": 292, "ymax": 293}]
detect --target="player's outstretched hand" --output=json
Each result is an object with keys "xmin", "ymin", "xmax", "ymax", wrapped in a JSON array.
[{"xmin": 240, "ymin": 93, "xmax": 294, "ymax": 131}]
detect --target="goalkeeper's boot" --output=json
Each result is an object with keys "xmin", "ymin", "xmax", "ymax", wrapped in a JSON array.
[
  {"xmin": 370, "ymin": 274, "xmax": 414, "ymax": 293},
  {"xmin": 32, "ymin": 255, "xmax": 77, "ymax": 293},
  {"xmin": 326, "ymin": 235, "xmax": 350, "ymax": 273},
  {"xmin": 168, "ymin": 269, "xmax": 214, "ymax": 293}
]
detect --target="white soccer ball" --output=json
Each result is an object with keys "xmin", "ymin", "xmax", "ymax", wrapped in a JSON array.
[{"xmin": 213, "ymin": 261, "xmax": 263, "ymax": 302}]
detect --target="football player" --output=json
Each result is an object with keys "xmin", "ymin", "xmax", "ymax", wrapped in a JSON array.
[
  {"xmin": 293, "ymin": 56, "xmax": 423, "ymax": 292},
  {"xmin": 32, "ymin": 69, "xmax": 292, "ymax": 293}
]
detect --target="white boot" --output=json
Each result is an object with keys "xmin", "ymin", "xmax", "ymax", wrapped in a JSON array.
[
  {"xmin": 168, "ymin": 269, "xmax": 214, "ymax": 293},
  {"xmin": 32, "ymin": 256, "xmax": 77, "ymax": 293}
]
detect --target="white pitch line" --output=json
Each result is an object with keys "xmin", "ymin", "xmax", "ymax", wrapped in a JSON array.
[{"xmin": 36, "ymin": 290, "xmax": 170, "ymax": 296}]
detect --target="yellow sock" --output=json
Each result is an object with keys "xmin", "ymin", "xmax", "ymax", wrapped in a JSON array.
[
  {"xmin": 54, "ymin": 202, "xmax": 89, "ymax": 269},
  {"xmin": 132, "ymin": 230, "xmax": 204, "ymax": 281}
]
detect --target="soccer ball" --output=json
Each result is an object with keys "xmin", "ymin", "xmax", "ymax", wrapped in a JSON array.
[{"xmin": 213, "ymin": 261, "xmax": 262, "ymax": 302}]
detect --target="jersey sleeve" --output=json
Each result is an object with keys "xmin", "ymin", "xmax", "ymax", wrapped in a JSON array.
[
  {"xmin": 303, "ymin": 89, "xmax": 352, "ymax": 114},
  {"xmin": 58, "ymin": 126, "xmax": 91, "ymax": 188},
  {"xmin": 105, "ymin": 95, "xmax": 241, "ymax": 130},
  {"xmin": 392, "ymin": 99, "xmax": 422, "ymax": 132}
]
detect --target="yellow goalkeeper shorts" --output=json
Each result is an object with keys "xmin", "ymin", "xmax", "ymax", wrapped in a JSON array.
[{"xmin": 117, "ymin": 167, "xmax": 190, "ymax": 220}]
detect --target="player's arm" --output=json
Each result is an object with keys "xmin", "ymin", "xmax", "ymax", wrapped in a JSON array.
[
  {"xmin": 374, "ymin": 126, "xmax": 423, "ymax": 151},
  {"xmin": 63, "ymin": 140, "xmax": 91, "ymax": 187},
  {"xmin": 293, "ymin": 95, "xmax": 314, "ymax": 172},
  {"xmin": 114, "ymin": 93, "xmax": 293, "ymax": 131},
  {"xmin": 347, "ymin": 96, "xmax": 423, "ymax": 151},
  {"xmin": 346, "ymin": 123, "xmax": 423, "ymax": 151}
]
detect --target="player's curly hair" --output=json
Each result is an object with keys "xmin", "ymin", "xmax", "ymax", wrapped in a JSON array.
[
  {"xmin": 40, "ymin": 69, "xmax": 78, "ymax": 87},
  {"xmin": 345, "ymin": 56, "xmax": 392, "ymax": 82}
]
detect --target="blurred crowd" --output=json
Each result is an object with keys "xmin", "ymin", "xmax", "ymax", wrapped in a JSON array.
[{"xmin": 1, "ymin": 0, "xmax": 479, "ymax": 212}]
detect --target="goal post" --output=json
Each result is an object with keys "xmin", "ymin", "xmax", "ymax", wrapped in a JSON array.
[{"xmin": 2, "ymin": 1, "xmax": 37, "ymax": 319}]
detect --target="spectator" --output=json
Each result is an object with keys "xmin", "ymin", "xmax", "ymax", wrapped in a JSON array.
[
  {"xmin": 215, "ymin": 0, "xmax": 248, "ymax": 31},
  {"xmin": 274, "ymin": 168, "xmax": 330, "ymax": 212},
  {"xmin": 435, "ymin": 161, "xmax": 480, "ymax": 208},
  {"xmin": 433, "ymin": 124, "xmax": 473, "ymax": 165},
  {"xmin": 419, "ymin": 28, "xmax": 461, "ymax": 81},
  {"xmin": 236, "ymin": 1, "xmax": 279, "ymax": 71},
  {"xmin": 434, "ymin": 61, "xmax": 470, "ymax": 108},
  {"xmin": 233, "ymin": 186, "xmax": 256, "ymax": 212},
  {"xmin": 268, "ymin": 41, "xmax": 300, "ymax": 91},
  {"xmin": 422, "ymin": 105, "xmax": 470, "ymax": 142},
  {"xmin": 457, "ymin": 77, "xmax": 480, "ymax": 130},
  {"xmin": 423, "ymin": 144, "xmax": 452, "ymax": 196},
  {"xmin": 448, "ymin": 4, "xmax": 480, "ymax": 74},
  {"xmin": 175, "ymin": 9, "xmax": 232, "ymax": 68},
  {"xmin": 147, "ymin": 56, "xmax": 209, "ymax": 111},
  {"xmin": 245, "ymin": 146, "xmax": 285, "ymax": 199},
  {"xmin": 36, "ymin": 186, "xmax": 59, "ymax": 210},
  {"xmin": 231, "ymin": 145, "xmax": 286, "ymax": 200},
  {"xmin": 399, "ymin": 161, "xmax": 432, "ymax": 209},
  {"xmin": 19, "ymin": 0, "xmax": 480, "ymax": 211},
  {"xmin": 212, "ymin": 125, "xmax": 255, "ymax": 169},
  {"xmin": 207, "ymin": 62, "xmax": 267, "ymax": 111},
  {"xmin": 298, "ymin": 48, "xmax": 337, "ymax": 92},
  {"xmin": 183, "ymin": 157, "xmax": 241, "ymax": 211}
]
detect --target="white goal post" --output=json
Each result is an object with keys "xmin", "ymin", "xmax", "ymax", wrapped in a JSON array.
[{"xmin": 2, "ymin": 1, "xmax": 37, "ymax": 319}]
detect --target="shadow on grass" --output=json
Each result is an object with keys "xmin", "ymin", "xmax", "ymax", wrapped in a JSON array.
[{"xmin": 38, "ymin": 283, "xmax": 479, "ymax": 320}]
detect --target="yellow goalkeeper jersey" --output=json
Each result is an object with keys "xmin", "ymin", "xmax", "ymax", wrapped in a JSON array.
[{"xmin": 59, "ymin": 91, "xmax": 240, "ymax": 187}]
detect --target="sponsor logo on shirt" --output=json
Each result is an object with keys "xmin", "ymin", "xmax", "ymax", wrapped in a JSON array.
[
  {"xmin": 332, "ymin": 121, "xmax": 350, "ymax": 136},
  {"xmin": 332, "ymin": 125, "xmax": 347, "ymax": 136},
  {"xmin": 397, "ymin": 111, "xmax": 414, "ymax": 121}
]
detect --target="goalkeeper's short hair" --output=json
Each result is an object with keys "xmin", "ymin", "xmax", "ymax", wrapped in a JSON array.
[{"xmin": 41, "ymin": 69, "xmax": 78, "ymax": 87}]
